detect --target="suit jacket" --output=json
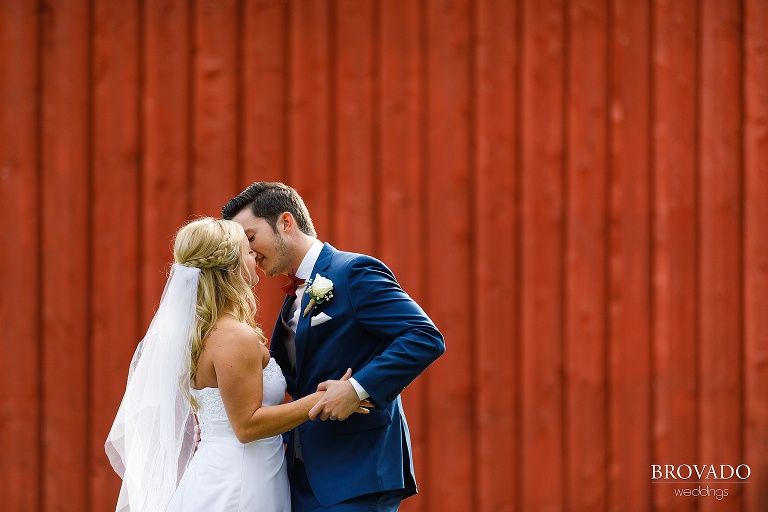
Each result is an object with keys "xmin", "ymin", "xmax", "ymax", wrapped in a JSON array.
[{"xmin": 270, "ymin": 243, "xmax": 445, "ymax": 506}]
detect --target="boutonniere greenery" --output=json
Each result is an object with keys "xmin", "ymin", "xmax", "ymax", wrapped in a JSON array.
[{"xmin": 303, "ymin": 274, "xmax": 334, "ymax": 317}]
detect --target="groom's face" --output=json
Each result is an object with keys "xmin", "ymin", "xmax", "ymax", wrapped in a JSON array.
[{"xmin": 231, "ymin": 209, "xmax": 290, "ymax": 278}]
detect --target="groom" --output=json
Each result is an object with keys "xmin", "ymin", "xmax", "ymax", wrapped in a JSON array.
[{"xmin": 223, "ymin": 182, "xmax": 445, "ymax": 511}]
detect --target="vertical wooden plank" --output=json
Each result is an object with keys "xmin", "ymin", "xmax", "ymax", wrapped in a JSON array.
[
  {"xmin": 607, "ymin": 0, "xmax": 652, "ymax": 510},
  {"xmin": 289, "ymin": 0, "xmax": 329, "ymax": 236},
  {"xmin": 520, "ymin": 0, "xmax": 565, "ymax": 509},
  {"xmin": 333, "ymin": 0, "xmax": 376, "ymax": 255},
  {"xmin": 0, "ymin": 1, "xmax": 41, "ymax": 509},
  {"xmin": 425, "ymin": 0, "xmax": 473, "ymax": 510},
  {"xmin": 652, "ymin": 0, "xmax": 698, "ymax": 510},
  {"xmin": 744, "ymin": 0, "xmax": 768, "ymax": 510},
  {"xmin": 142, "ymin": 0, "xmax": 191, "ymax": 324},
  {"xmin": 287, "ymin": 0, "xmax": 331, "ymax": 235},
  {"xmin": 193, "ymin": 0, "xmax": 239, "ymax": 215},
  {"xmin": 699, "ymin": 1, "xmax": 743, "ymax": 511},
  {"xmin": 565, "ymin": 0, "xmax": 608, "ymax": 510},
  {"xmin": 474, "ymin": 0, "xmax": 519, "ymax": 510},
  {"xmin": 242, "ymin": 0, "xmax": 289, "ymax": 337},
  {"xmin": 378, "ymin": 2, "xmax": 427, "ymax": 511},
  {"xmin": 90, "ymin": 0, "xmax": 140, "ymax": 510},
  {"xmin": 40, "ymin": 0, "xmax": 90, "ymax": 509},
  {"xmin": 243, "ymin": 0, "xmax": 287, "ymax": 186}
]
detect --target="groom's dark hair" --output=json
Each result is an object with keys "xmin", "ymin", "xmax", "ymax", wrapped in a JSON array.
[{"xmin": 222, "ymin": 182, "xmax": 317, "ymax": 237}]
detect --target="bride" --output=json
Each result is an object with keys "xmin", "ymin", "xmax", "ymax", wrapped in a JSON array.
[{"xmin": 105, "ymin": 217, "xmax": 368, "ymax": 512}]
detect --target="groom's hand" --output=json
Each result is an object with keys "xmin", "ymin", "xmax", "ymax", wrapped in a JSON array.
[{"xmin": 309, "ymin": 368, "xmax": 365, "ymax": 421}]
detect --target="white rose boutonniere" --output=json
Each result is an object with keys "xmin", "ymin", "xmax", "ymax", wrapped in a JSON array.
[{"xmin": 302, "ymin": 274, "xmax": 334, "ymax": 317}]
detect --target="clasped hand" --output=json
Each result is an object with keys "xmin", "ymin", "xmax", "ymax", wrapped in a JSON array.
[{"xmin": 308, "ymin": 368, "xmax": 373, "ymax": 421}]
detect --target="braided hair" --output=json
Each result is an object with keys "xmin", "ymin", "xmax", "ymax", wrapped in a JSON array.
[{"xmin": 173, "ymin": 217, "xmax": 265, "ymax": 408}]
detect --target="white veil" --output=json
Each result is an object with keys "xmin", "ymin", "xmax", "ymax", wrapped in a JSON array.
[{"xmin": 105, "ymin": 264, "xmax": 201, "ymax": 512}]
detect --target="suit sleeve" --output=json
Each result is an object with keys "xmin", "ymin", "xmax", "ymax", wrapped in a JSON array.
[{"xmin": 343, "ymin": 255, "xmax": 445, "ymax": 409}]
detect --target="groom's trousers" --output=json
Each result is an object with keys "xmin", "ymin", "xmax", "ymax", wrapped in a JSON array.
[{"xmin": 290, "ymin": 459, "xmax": 403, "ymax": 512}]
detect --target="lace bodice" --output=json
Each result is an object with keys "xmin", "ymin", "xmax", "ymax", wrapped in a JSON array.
[
  {"xmin": 169, "ymin": 358, "xmax": 290, "ymax": 511},
  {"xmin": 192, "ymin": 358, "xmax": 286, "ymax": 441}
]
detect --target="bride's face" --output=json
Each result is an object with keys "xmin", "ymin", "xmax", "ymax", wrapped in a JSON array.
[{"xmin": 240, "ymin": 237, "xmax": 259, "ymax": 286}]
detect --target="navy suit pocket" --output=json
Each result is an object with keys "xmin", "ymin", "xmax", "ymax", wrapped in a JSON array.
[
  {"xmin": 308, "ymin": 315, "xmax": 336, "ymax": 336},
  {"xmin": 332, "ymin": 408, "xmax": 392, "ymax": 435}
]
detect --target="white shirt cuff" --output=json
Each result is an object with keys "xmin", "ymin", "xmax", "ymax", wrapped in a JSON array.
[{"xmin": 349, "ymin": 377, "xmax": 370, "ymax": 400}]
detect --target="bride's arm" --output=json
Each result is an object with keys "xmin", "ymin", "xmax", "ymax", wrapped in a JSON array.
[{"xmin": 210, "ymin": 324, "xmax": 322, "ymax": 444}]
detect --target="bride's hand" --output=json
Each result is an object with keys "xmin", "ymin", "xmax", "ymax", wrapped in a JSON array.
[{"xmin": 355, "ymin": 399, "xmax": 373, "ymax": 415}]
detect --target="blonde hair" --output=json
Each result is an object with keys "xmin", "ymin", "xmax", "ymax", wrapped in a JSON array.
[{"xmin": 173, "ymin": 217, "xmax": 265, "ymax": 408}]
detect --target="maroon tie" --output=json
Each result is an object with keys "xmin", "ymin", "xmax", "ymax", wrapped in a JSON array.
[{"xmin": 281, "ymin": 270, "xmax": 305, "ymax": 296}]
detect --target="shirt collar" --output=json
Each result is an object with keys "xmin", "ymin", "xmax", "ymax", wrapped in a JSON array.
[{"xmin": 295, "ymin": 239, "xmax": 324, "ymax": 281}]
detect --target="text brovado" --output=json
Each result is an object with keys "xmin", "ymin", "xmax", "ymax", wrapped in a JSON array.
[{"xmin": 652, "ymin": 464, "xmax": 751, "ymax": 480}]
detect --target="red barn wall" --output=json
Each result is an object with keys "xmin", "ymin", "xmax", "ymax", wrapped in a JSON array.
[{"xmin": 1, "ymin": 1, "xmax": 767, "ymax": 510}]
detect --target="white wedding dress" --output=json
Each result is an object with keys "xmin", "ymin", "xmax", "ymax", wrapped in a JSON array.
[{"xmin": 166, "ymin": 358, "xmax": 291, "ymax": 512}]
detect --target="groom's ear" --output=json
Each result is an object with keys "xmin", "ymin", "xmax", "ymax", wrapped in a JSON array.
[{"xmin": 277, "ymin": 212, "xmax": 294, "ymax": 234}]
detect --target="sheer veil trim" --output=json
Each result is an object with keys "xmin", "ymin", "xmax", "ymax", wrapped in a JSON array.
[{"xmin": 105, "ymin": 264, "xmax": 200, "ymax": 512}]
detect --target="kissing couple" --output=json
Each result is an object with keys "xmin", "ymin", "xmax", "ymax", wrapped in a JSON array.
[{"xmin": 106, "ymin": 182, "xmax": 445, "ymax": 511}]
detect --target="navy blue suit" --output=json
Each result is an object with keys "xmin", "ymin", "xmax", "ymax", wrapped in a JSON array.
[{"xmin": 270, "ymin": 243, "xmax": 445, "ymax": 508}]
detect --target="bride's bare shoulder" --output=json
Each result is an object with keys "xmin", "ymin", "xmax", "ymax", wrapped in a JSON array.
[{"xmin": 205, "ymin": 316, "xmax": 264, "ymax": 358}]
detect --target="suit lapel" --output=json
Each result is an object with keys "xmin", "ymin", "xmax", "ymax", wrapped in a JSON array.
[{"xmin": 294, "ymin": 243, "xmax": 335, "ymax": 376}]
